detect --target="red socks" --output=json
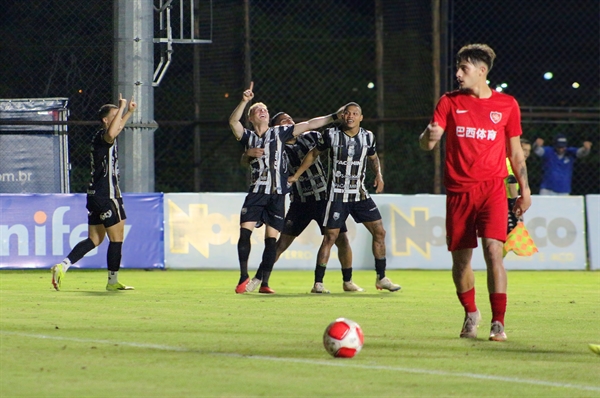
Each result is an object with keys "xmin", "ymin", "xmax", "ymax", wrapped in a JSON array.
[
  {"xmin": 490, "ymin": 293, "xmax": 507, "ymax": 325},
  {"xmin": 457, "ymin": 288, "xmax": 477, "ymax": 313}
]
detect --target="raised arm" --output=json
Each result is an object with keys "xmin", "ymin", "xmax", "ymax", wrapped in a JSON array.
[
  {"xmin": 105, "ymin": 94, "xmax": 136, "ymax": 143},
  {"xmin": 291, "ymin": 106, "xmax": 343, "ymax": 137},
  {"xmin": 577, "ymin": 141, "xmax": 592, "ymax": 158},
  {"xmin": 229, "ymin": 82, "xmax": 254, "ymax": 140},
  {"xmin": 368, "ymin": 153, "xmax": 384, "ymax": 193},
  {"xmin": 419, "ymin": 122, "xmax": 444, "ymax": 150},
  {"xmin": 288, "ymin": 147, "xmax": 322, "ymax": 184},
  {"xmin": 507, "ymin": 135, "xmax": 532, "ymax": 217}
]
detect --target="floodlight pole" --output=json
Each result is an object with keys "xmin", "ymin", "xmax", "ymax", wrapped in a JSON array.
[{"xmin": 114, "ymin": 0, "xmax": 157, "ymax": 192}]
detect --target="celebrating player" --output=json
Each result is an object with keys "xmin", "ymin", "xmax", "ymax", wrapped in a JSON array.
[
  {"xmin": 244, "ymin": 111, "xmax": 361, "ymax": 294},
  {"xmin": 51, "ymin": 94, "xmax": 137, "ymax": 291},
  {"xmin": 289, "ymin": 102, "xmax": 401, "ymax": 292},
  {"xmin": 419, "ymin": 43, "xmax": 531, "ymax": 341},
  {"xmin": 228, "ymin": 82, "xmax": 343, "ymax": 294}
]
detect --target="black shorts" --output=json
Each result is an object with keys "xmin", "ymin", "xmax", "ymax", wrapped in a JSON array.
[
  {"xmin": 282, "ymin": 200, "xmax": 348, "ymax": 236},
  {"xmin": 240, "ymin": 193, "xmax": 286, "ymax": 232},
  {"xmin": 86, "ymin": 196, "xmax": 126, "ymax": 228},
  {"xmin": 323, "ymin": 198, "xmax": 381, "ymax": 229}
]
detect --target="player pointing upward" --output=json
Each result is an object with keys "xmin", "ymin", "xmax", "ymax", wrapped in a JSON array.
[
  {"xmin": 51, "ymin": 93, "xmax": 136, "ymax": 291},
  {"xmin": 229, "ymin": 82, "xmax": 344, "ymax": 293}
]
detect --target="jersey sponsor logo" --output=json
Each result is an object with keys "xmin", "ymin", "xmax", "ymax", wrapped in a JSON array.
[
  {"xmin": 455, "ymin": 126, "xmax": 497, "ymax": 141},
  {"xmin": 490, "ymin": 111, "xmax": 502, "ymax": 124},
  {"xmin": 336, "ymin": 160, "xmax": 361, "ymax": 166},
  {"xmin": 456, "ymin": 109, "xmax": 468, "ymax": 114}
]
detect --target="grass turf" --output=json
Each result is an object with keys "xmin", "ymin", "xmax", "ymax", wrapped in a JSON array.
[{"xmin": 1, "ymin": 269, "xmax": 599, "ymax": 397}]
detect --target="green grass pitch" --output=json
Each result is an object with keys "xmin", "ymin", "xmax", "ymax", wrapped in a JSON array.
[{"xmin": 1, "ymin": 269, "xmax": 599, "ymax": 397}]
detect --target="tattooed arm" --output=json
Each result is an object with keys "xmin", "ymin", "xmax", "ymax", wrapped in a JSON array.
[{"xmin": 368, "ymin": 153, "xmax": 384, "ymax": 193}]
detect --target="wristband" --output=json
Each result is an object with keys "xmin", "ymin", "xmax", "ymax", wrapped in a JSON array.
[{"xmin": 331, "ymin": 112, "xmax": 338, "ymax": 121}]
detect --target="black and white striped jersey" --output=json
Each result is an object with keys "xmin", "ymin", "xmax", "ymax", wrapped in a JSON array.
[
  {"xmin": 240, "ymin": 125, "xmax": 295, "ymax": 194},
  {"xmin": 317, "ymin": 127, "xmax": 376, "ymax": 202},
  {"xmin": 87, "ymin": 129, "xmax": 121, "ymax": 198},
  {"xmin": 285, "ymin": 131, "xmax": 328, "ymax": 203}
]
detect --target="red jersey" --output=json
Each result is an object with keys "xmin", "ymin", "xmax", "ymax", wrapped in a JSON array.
[{"xmin": 433, "ymin": 90, "xmax": 522, "ymax": 192}]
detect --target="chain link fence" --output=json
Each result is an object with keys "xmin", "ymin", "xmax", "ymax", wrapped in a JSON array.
[{"xmin": 1, "ymin": 0, "xmax": 598, "ymax": 195}]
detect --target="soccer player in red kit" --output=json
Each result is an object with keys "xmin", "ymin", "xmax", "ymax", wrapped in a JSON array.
[{"xmin": 419, "ymin": 44, "xmax": 531, "ymax": 341}]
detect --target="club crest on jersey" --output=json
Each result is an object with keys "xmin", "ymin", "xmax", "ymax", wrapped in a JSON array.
[{"xmin": 490, "ymin": 111, "xmax": 502, "ymax": 124}]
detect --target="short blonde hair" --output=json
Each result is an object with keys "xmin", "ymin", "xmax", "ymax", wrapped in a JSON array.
[{"xmin": 248, "ymin": 102, "xmax": 267, "ymax": 117}]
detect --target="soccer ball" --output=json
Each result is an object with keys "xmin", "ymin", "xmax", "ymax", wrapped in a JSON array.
[{"xmin": 323, "ymin": 318, "xmax": 364, "ymax": 358}]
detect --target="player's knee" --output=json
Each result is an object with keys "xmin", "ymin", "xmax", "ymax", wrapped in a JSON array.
[{"xmin": 334, "ymin": 233, "xmax": 350, "ymax": 249}]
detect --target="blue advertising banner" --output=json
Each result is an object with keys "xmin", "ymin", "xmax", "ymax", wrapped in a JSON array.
[{"xmin": 0, "ymin": 193, "xmax": 164, "ymax": 269}]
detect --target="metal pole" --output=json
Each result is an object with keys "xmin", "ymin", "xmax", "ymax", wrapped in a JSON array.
[
  {"xmin": 375, "ymin": 0, "xmax": 385, "ymax": 176},
  {"xmin": 193, "ymin": 1, "xmax": 202, "ymax": 191},
  {"xmin": 114, "ymin": 0, "xmax": 156, "ymax": 192},
  {"xmin": 432, "ymin": 0, "xmax": 442, "ymax": 194},
  {"xmin": 243, "ymin": 0, "xmax": 252, "ymax": 90}
]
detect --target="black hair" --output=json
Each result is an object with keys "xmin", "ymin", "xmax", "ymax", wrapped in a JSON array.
[
  {"xmin": 270, "ymin": 112, "xmax": 286, "ymax": 127},
  {"xmin": 343, "ymin": 102, "xmax": 362, "ymax": 113}
]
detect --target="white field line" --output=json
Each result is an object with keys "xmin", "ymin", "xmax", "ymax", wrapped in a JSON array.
[{"xmin": 2, "ymin": 331, "xmax": 599, "ymax": 393}]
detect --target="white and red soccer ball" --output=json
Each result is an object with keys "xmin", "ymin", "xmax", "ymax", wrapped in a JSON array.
[{"xmin": 323, "ymin": 318, "xmax": 364, "ymax": 358}]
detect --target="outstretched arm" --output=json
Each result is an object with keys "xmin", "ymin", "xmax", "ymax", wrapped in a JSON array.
[
  {"xmin": 105, "ymin": 94, "xmax": 136, "ymax": 143},
  {"xmin": 368, "ymin": 153, "xmax": 384, "ymax": 193},
  {"xmin": 419, "ymin": 122, "xmax": 444, "ymax": 150},
  {"xmin": 291, "ymin": 106, "xmax": 343, "ymax": 137},
  {"xmin": 288, "ymin": 147, "xmax": 322, "ymax": 184},
  {"xmin": 507, "ymin": 136, "xmax": 532, "ymax": 217},
  {"xmin": 229, "ymin": 81, "xmax": 254, "ymax": 140}
]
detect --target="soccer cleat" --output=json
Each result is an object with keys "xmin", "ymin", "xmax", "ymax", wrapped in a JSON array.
[
  {"xmin": 259, "ymin": 286, "xmax": 276, "ymax": 294},
  {"xmin": 235, "ymin": 277, "xmax": 250, "ymax": 294},
  {"xmin": 489, "ymin": 321, "xmax": 507, "ymax": 341},
  {"xmin": 460, "ymin": 310, "xmax": 481, "ymax": 339},
  {"xmin": 51, "ymin": 263, "xmax": 65, "ymax": 291},
  {"xmin": 589, "ymin": 344, "xmax": 600, "ymax": 355},
  {"xmin": 375, "ymin": 276, "xmax": 401, "ymax": 292},
  {"xmin": 343, "ymin": 280, "xmax": 365, "ymax": 292},
  {"xmin": 311, "ymin": 282, "xmax": 330, "ymax": 294},
  {"xmin": 106, "ymin": 282, "xmax": 134, "ymax": 291},
  {"xmin": 245, "ymin": 277, "xmax": 261, "ymax": 293}
]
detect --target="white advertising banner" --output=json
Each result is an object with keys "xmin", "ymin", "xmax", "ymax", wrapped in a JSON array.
[
  {"xmin": 164, "ymin": 193, "xmax": 587, "ymax": 271},
  {"xmin": 586, "ymin": 195, "xmax": 600, "ymax": 270}
]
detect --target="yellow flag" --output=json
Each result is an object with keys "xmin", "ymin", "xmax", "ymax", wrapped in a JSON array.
[{"xmin": 503, "ymin": 222, "xmax": 538, "ymax": 257}]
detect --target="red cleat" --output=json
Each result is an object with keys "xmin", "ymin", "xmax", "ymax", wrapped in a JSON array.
[
  {"xmin": 259, "ymin": 286, "xmax": 276, "ymax": 294},
  {"xmin": 235, "ymin": 277, "xmax": 250, "ymax": 294}
]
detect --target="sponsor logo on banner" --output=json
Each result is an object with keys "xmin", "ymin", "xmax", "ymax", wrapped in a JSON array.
[
  {"xmin": 0, "ymin": 194, "xmax": 163, "ymax": 269},
  {"xmin": 389, "ymin": 204, "xmax": 582, "ymax": 263}
]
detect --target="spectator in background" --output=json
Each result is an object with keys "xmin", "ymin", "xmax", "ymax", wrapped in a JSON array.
[{"xmin": 533, "ymin": 134, "xmax": 592, "ymax": 195}]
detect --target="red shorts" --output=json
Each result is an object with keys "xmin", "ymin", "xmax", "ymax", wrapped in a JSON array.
[{"xmin": 445, "ymin": 179, "xmax": 508, "ymax": 251}]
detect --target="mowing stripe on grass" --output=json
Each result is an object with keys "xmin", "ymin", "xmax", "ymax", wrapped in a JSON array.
[{"xmin": 3, "ymin": 331, "xmax": 599, "ymax": 393}]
